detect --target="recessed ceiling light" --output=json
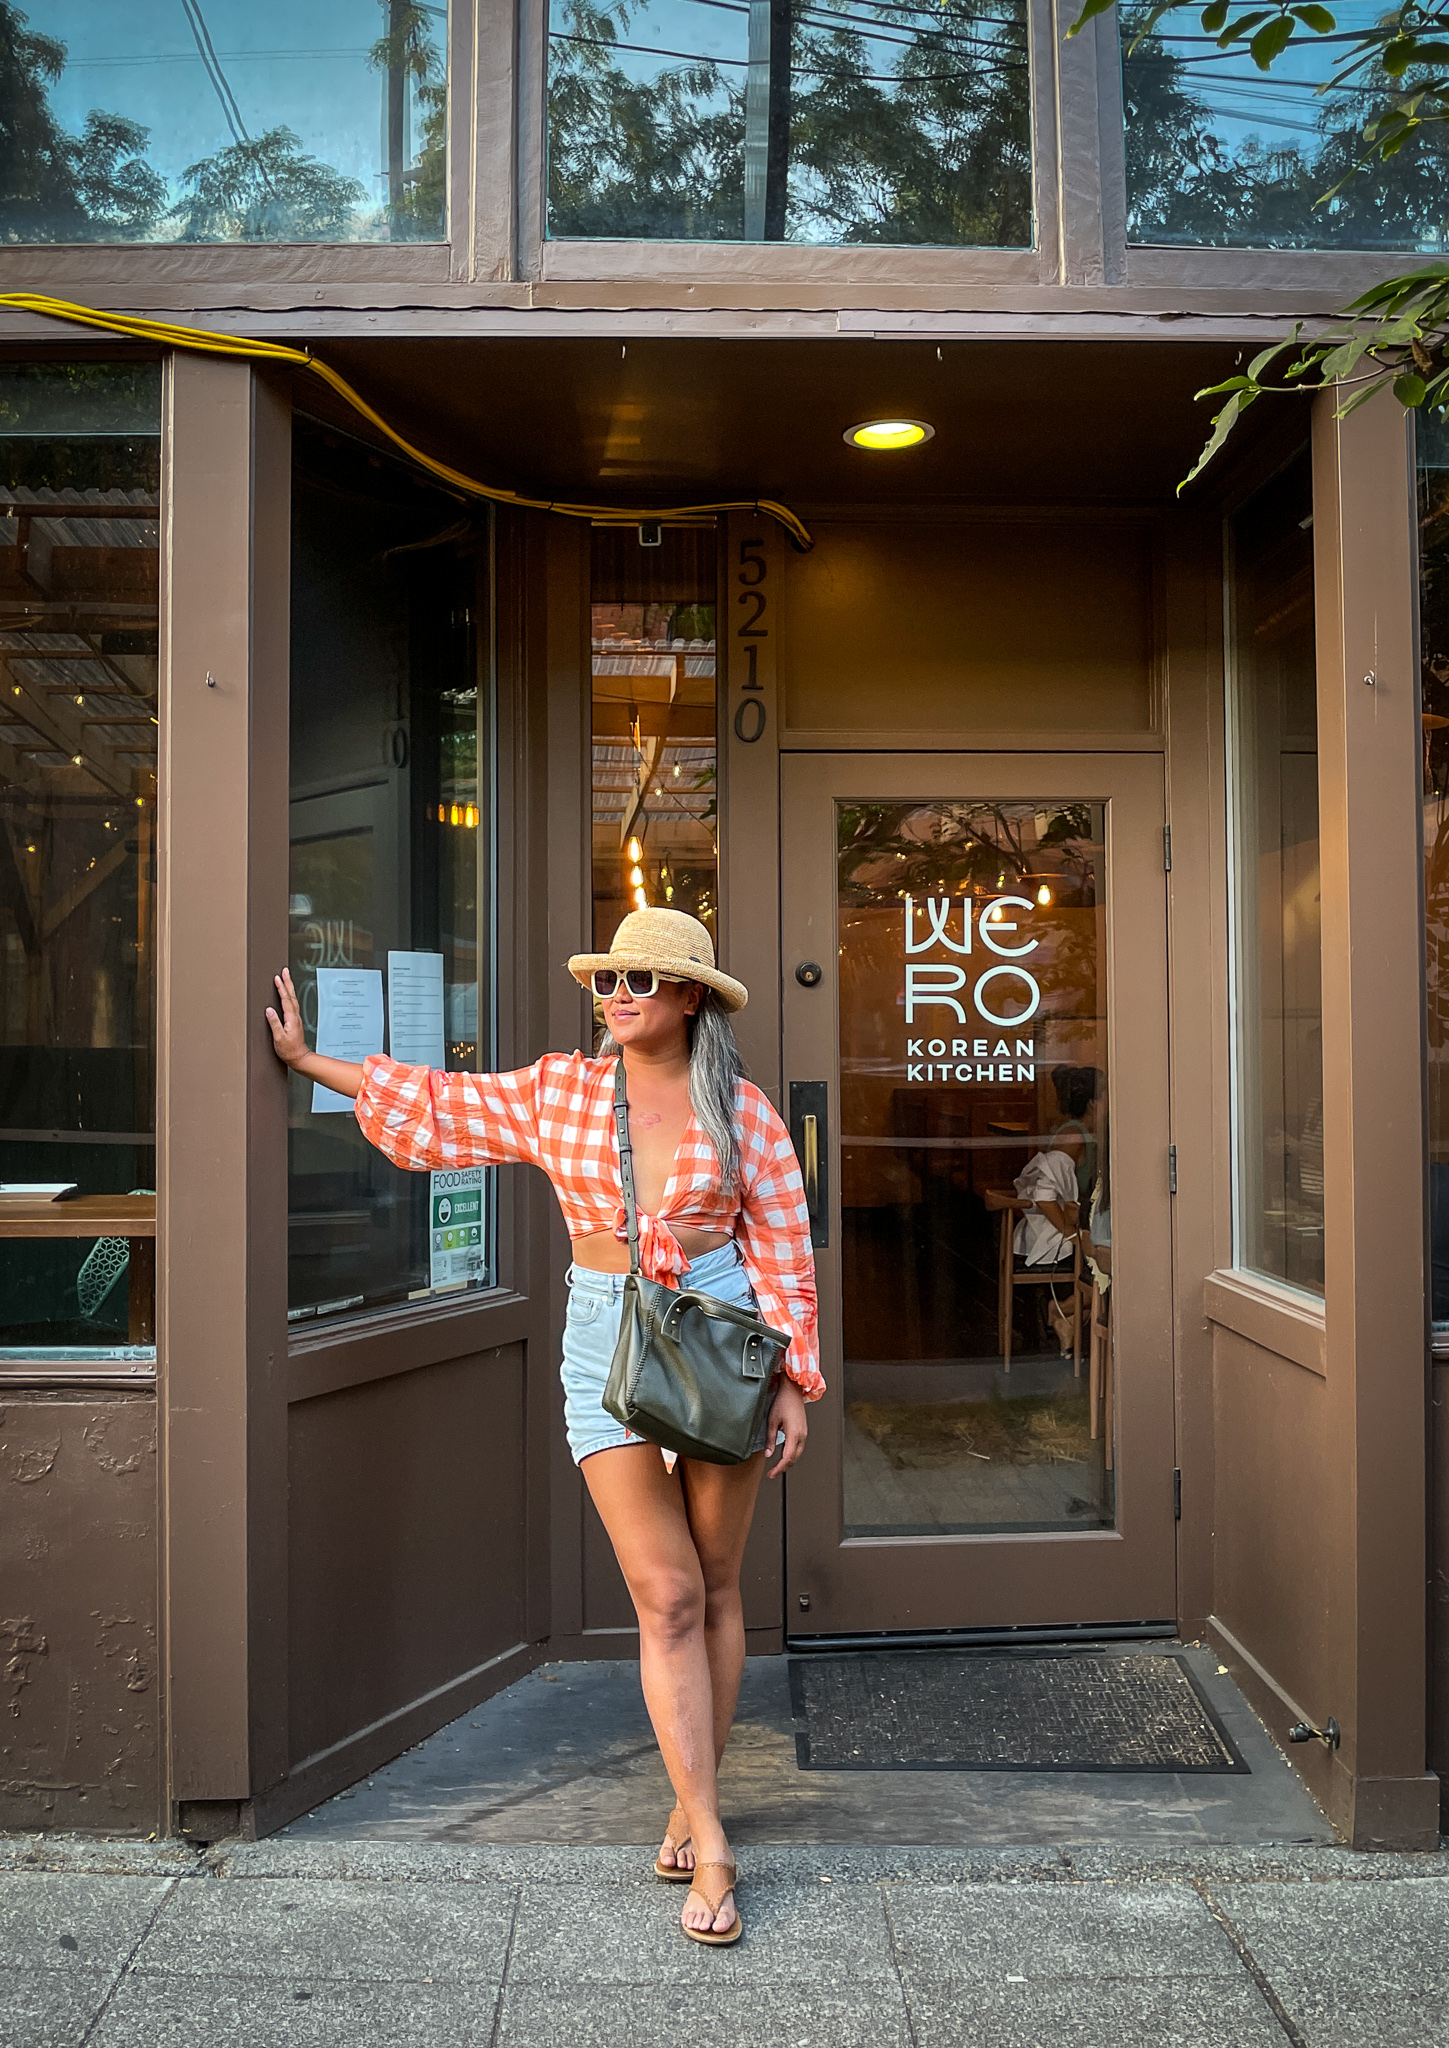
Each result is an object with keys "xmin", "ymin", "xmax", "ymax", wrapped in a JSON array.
[{"xmin": 843, "ymin": 418, "xmax": 934, "ymax": 451}]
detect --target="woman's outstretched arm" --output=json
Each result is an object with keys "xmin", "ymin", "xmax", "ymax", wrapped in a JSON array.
[{"xmin": 265, "ymin": 967, "xmax": 362, "ymax": 1099}]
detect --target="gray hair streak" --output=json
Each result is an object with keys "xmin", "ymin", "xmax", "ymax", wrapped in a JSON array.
[{"xmin": 600, "ymin": 989, "xmax": 746, "ymax": 1190}]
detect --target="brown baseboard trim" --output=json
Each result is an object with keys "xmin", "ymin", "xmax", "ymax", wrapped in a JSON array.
[{"xmin": 1207, "ymin": 1615, "xmax": 1440, "ymax": 1850}]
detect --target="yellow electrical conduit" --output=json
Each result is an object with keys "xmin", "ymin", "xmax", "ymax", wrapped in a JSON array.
[{"xmin": 0, "ymin": 292, "xmax": 814, "ymax": 552}]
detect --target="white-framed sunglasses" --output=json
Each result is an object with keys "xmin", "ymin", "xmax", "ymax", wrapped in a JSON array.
[{"xmin": 589, "ymin": 967, "xmax": 683, "ymax": 999}]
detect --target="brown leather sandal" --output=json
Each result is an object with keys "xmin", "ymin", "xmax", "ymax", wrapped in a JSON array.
[
  {"xmin": 654, "ymin": 1803, "xmax": 694, "ymax": 1882},
  {"xmin": 681, "ymin": 1861, "xmax": 741, "ymax": 1946}
]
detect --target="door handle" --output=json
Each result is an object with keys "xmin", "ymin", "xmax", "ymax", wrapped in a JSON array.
[{"xmin": 789, "ymin": 1081, "xmax": 828, "ymax": 1249}]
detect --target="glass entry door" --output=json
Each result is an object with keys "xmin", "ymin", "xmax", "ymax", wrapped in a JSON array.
[{"xmin": 781, "ymin": 755, "xmax": 1175, "ymax": 1635}]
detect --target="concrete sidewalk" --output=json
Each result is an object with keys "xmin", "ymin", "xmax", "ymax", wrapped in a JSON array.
[{"xmin": 3, "ymin": 1833, "xmax": 1449, "ymax": 2047}]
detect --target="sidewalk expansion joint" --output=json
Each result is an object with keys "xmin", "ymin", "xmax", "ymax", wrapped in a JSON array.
[
  {"xmin": 879, "ymin": 1881, "xmax": 925, "ymax": 2048},
  {"xmin": 77, "ymin": 1874, "xmax": 180, "ymax": 2048},
  {"xmin": 1191, "ymin": 1876, "xmax": 1309, "ymax": 2048},
  {"xmin": 486, "ymin": 1885, "xmax": 522, "ymax": 2048}
]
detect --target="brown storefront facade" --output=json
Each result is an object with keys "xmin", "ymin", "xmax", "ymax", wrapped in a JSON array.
[{"xmin": 0, "ymin": 0, "xmax": 1444, "ymax": 1853}]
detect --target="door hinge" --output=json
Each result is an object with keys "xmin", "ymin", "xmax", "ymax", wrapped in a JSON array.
[
  {"xmin": 1163, "ymin": 823, "xmax": 1172, "ymax": 872},
  {"xmin": 1168, "ymin": 1143, "xmax": 1177, "ymax": 1194},
  {"xmin": 1173, "ymin": 1467, "xmax": 1182, "ymax": 1521}
]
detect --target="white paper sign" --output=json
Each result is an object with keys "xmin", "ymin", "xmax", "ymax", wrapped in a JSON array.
[
  {"xmin": 388, "ymin": 950, "xmax": 446, "ymax": 1069},
  {"xmin": 312, "ymin": 968, "xmax": 384, "ymax": 1113},
  {"xmin": 430, "ymin": 1166, "xmax": 487, "ymax": 1289}
]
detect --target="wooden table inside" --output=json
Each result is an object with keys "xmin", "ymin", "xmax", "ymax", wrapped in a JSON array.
[{"xmin": 0, "ymin": 1195, "xmax": 156, "ymax": 1343}]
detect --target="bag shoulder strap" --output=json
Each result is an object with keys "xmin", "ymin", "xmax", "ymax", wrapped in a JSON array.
[{"xmin": 612, "ymin": 1056, "xmax": 641, "ymax": 1277}]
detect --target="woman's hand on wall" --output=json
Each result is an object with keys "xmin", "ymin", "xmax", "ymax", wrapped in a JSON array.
[
  {"xmin": 266, "ymin": 968, "xmax": 310, "ymax": 1067},
  {"xmin": 765, "ymin": 1378, "xmax": 808, "ymax": 1478},
  {"xmin": 265, "ymin": 967, "xmax": 364, "ymax": 1100}
]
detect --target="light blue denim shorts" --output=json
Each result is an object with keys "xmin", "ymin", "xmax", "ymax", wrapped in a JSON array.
[{"xmin": 561, "ymin": 1240, "xmax": 777, "ymax": 1465}]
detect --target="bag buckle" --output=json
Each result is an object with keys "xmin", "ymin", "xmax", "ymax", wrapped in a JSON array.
[{"xmin": 741, "ymin": 1332, "xmax": 768, "ymax": 1380}]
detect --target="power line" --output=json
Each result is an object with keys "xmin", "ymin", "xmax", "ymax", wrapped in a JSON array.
[{"xmin": 178, "ymin": 0, "xmax": 251, "ymax": 145}]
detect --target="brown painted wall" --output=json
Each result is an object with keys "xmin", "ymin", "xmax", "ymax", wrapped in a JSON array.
[
  {"xmin": 1204, "ymin": 395, "xmax": 1436, "ymax": 1849},
  {"xmin": 778, "ymin": 517, "xmax": 1155, "ymax": 737},
  {"xmin": 0, "ymin": 1392, "xmax": 160, "ymax": 1833},
  {"xmin": 288, "ymin": 1347, "xmax": 528, "ymax": 1768}
]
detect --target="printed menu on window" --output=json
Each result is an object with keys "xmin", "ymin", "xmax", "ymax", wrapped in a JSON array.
[{"xmin": 312, "ymin": 968, "xmax": 384, "ymax": 1113}]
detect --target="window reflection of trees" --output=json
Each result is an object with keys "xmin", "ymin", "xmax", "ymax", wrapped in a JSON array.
[
  {"xmin": 547, "ymin": 0, "xmax": 1032, "ymax": 246},
  {"xmin": 0, "ymin": 0, "xmax": 444, "ymax": 244},
  {"xmin": 1124, "ymin": 4, "xmax": 1449, "ymax": 251}
]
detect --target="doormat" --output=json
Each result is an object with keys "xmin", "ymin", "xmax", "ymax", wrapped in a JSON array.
[{"xmin": 789, "ymin": 1652, "xmax": 1247, "ymax": 1774}]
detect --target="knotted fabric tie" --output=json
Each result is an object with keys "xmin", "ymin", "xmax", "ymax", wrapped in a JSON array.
[{"xmin": 614, "ymin": 1207, "xmax": 689, "ymax": 1284}]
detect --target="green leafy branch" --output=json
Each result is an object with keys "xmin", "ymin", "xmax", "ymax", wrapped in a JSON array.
[{"xmin": 1069, "ymin": 3, "xmax": 1449, "ymax": 479}]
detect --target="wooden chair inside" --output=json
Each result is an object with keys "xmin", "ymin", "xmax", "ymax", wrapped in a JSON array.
[{"xmin": 983, "ymin": 1189, "xmax": 1081, "ymax": 1373}]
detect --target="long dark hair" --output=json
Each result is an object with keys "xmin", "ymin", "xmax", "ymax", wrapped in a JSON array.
[{"xmin": 600, "ymin": 988, "xmax": 746, "ymax": 1188}]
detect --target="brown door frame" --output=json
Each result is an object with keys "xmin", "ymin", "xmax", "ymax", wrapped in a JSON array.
[{"xmin": 780, "ymin": 750, "xmax": 1176, "ymax": 1637}]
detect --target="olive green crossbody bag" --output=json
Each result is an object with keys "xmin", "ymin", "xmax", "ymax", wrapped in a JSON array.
[{"xmin": 602, "ymin": 1057, "xmax": 789, "ymax": 1465}]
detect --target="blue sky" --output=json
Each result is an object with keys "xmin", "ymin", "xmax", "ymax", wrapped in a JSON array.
[
  {"xmin": 31, "ymin": 0, "xmax": 441, "ymax": 195},
  {"xmin": 1133, "ymin": 1, "xmax": 1400, "ymax": 157}
]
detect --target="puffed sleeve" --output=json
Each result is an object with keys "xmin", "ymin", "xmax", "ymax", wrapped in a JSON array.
[
  {"xmin": 733, "ymin": 1085, "xmax": 824, "ymax": 1401},
  {"xmin": 354, "ymin": 1055, "xmax": 543, "ymax": 1172}
]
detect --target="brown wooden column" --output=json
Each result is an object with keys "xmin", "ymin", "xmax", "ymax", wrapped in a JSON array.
[
  {"xmin": 158, "ymin": 356, "xmax": 291, "ymax": 1830},
  {"xmin": 1313, "ymin": 387, "xmax": 1438, "ymax": 1847}
]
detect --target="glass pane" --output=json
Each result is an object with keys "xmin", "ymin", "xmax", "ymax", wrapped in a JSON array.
[
  {"xmin": 3, "ymin": 2, "xmax": 445, "ymax": 244},
  {"xmin": 0, "ymin": 362, "xmax": 160, "ymax": 1360},
  {"xmin": 1418, "ymin": 418, "xmax": 1449, "ymax": 1341},
  {"xmin": 1228, "ymin": 452, "xmax": 1323, "ymax": 1294},
  {"xmin": 287, "ymin": 421, "xmax": 490, "ymax": 1327},
  {"xmin": 838, "ymin": 798, "xmax": 1114, "ymax": 1537},
  {"xmin": 591, "ymin": 526, "xmax": 717, "ymax": 950},
  {"xmin": 1122, "ymin": 0, "xmax": 1449, "ymax": 251},
  {"xmin": 548, "ymin": 0, "xmax": 1032, "ymax": 247}
]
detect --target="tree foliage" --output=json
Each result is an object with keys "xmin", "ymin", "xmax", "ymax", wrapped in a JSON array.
[
  {"xmin": 547, "ymin": 0, "xmax": 1032, "ymax": 246},
  {"xmin": 1068, "ymin": 2, "xmax": 1449, "ymax": 476},
  {"xmin": 369, "ymin": 2, "xmax": 447, "ymax": 242},
  {"xmin": 0, "ymin": 3, "xmax": 165, "ymax": 242},
  {"xmin": 171, "ymin": 129, "xmax": 364, "ymax": 244},
  {"xmin": 0, "ymin": 0, "xmax": 440, "ymax": 244}
]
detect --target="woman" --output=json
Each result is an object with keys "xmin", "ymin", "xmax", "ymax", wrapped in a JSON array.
[{"xmin": 265, "ymin": 908, "xmax": 822, "ymax": 1947}]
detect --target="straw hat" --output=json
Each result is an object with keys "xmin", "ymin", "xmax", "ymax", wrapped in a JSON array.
[{"xmin": 568, "ymin": 908, "xmax": 747, "ymax": 1013}]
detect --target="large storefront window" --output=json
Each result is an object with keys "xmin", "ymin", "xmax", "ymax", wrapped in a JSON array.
[
  {"xmin": 1227, "ymin": 451, "xmax": 1324, "ymax": 1295},
  {"xmin": 1122, "ymin": 0, "xmax": 1449, "ymax": 251},
  {"xmin": 0, "ymin": 2, "xmax": 444, "ymax": 244},
  {"xmin": 287, "ymin": 423, "xmax": 491, "ymax": 1327},
  {"xmin": 1419, "ymin": 418, "xmax": 1449, "ymax": 1337},
  {"xmin": 547, "ymin": 0, "xmax": 1032, "ymax": 247},
  {"xmin": 590, "ymin": 524, "xmax": 717, "ymax": 950},
  {"xmin": 0, "ymin": 361, "xmax": 159, "ymax": 1359}
]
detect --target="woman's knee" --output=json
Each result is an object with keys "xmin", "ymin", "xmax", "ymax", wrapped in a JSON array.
[{"xmin": 633, "ymin": 1566, "xmax": 705, "ymax": 1644}]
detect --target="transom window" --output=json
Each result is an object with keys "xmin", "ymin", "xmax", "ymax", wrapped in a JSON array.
[{"xmin": 546, "ymin": 0, "xmax": 1034, "ymax": 247}]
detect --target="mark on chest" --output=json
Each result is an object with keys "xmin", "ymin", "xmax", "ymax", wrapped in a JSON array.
[{"xmin": 633, "ymin": 1112, "xmax": 663, "ymax": 1129}]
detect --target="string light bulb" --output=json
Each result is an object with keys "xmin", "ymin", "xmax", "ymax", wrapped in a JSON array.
[
  {"xmin": 627, "ymin": 835, "xmax": 643, "ymax": 861},
  {"xmin": 1036, "ymin": 882, "xmax": 1052, "ymax": 906}
]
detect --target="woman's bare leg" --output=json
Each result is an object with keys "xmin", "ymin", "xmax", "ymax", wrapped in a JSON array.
[
  {"xmin": 582, "ymin": 1444, "xmax": 764, "ymax": 1935},
  {"xmin": 653, "ymin": 1449, "xmax": 768, "ymax": 1876},
  {"xmin": 682, "ymin": 1451, "xmax": 767, "ymax": 1763}
]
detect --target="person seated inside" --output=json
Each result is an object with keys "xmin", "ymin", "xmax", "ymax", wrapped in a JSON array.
[
  {"xmin": 1050, "ymin": 1063, "xmax": 1101, "ymax": 1206},
  {"xmin": 1013, "ymin": 1140, "xmax": 1080, "ymax": 1357}
]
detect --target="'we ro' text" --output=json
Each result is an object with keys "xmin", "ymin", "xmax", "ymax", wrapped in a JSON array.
[{"xmin": 902, "ymin": 894, "xmax": 1041, "ymax": 1083}]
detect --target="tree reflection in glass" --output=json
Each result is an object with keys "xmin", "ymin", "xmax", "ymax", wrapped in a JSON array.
[{"xmin": 547, "ymin": 0, "xmax": 1032, "ymax": 246}]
